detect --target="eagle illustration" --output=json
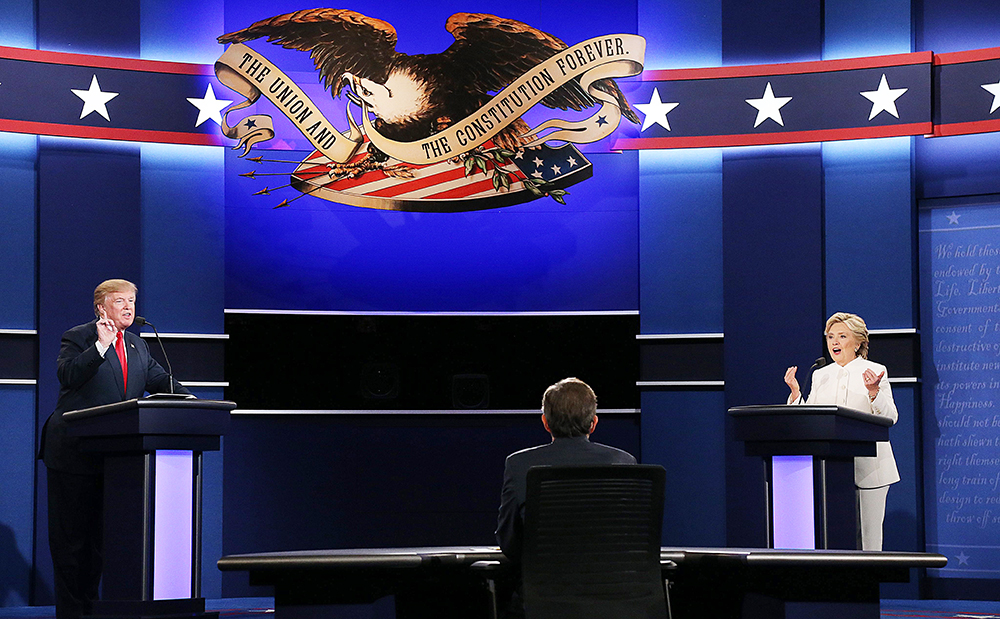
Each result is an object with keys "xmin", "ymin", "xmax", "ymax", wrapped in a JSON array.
[{"xmin": 218, "ymin": 9, "xmax": 639, "ymax": 176}]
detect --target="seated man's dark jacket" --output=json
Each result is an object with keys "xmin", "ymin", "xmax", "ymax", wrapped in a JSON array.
[
  {"xmin": 495, "ymin": 435, "xmax": 636, "ymax": 562},
  {"xmin": 39, "ymin": 319, "xmax": 191, "ymax": 474}
]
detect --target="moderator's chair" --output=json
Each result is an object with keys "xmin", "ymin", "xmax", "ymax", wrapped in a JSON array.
[{"xmin": 521, "ymin": 464, "xmax": 671, "ymax": 619}]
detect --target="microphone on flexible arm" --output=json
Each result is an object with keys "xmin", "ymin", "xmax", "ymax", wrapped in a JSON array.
[
  {"xmin": 800, "ymin": 356, "xmax": 827, "ymax": 403},
  {"xmin": 134, "ymin": 316, "xmax": 174, "ymax": 394}
]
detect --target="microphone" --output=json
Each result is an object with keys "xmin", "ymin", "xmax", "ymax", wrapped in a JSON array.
[
  {"xmin": 135, "ymin": 316, "xmax": 174, "ymax": 394},
  {"xmin": 800, "ymin": 357, "xmax": 826, "ymax": 403}
]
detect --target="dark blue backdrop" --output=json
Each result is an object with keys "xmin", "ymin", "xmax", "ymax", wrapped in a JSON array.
[{"xmin": 5, "ymin": 0, "xmax": 1000, "ymax": 608}]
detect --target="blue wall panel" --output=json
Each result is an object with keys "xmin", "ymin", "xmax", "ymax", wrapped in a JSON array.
[
  {"xmin": 636, "ymin": 0, "xmax": 726, "ymax": 554},
  {"xmin": 0, "ymin": 134, "xmax": 37, "ymax": 330},
  {"xmin": 638, "ymin": 149, "xmax": 723, "ymax": 334},
  {"xmin": 641, "ymin": 390, "xmax": 727, "ymax": 546},
  {"xmin": 187, "ymin": 386, "xmax": 226, "ymax": 599},
  {"xmin": 140, "ymin": 0, "xmax": 225, "ymax": 63},
  {"xmin": 823, "ymin": 138, "xmax": 916, "ymax": 328},
  {"xmin": 0, "ymin": 0, "xmax": 35, "ymax": 48},
  {"xmin": 35, "ymin": 138, "xmax": 143, "ymax": 603},
  {"xmin": 882, "ymin": 385, "xmax": 922, "ymax": 597},
  {"xmin": 722, "ymin": 0, "xmax": 822, "ymax": 65},
  {"xmin": 917, "ymin": 133, "xmax": 1000, "ymax": 200},
  {"xmin": 824, "ymin": 0, "xmax": 912, "ymax": 59},
  {"xmin": 723, "ymin": 145, "xmax": 825, "ymax": 546},
  {"xmin": 37, "ymin": 0, "xmax": 139, "ymax": 57},
  {"xmin": 917, "ymin": 0, "xmax": 1000, "ymax": 53},
  {"xmin": 639, "ymin": 0, "xmax": 721, "ymax": 71},
  {"xmin": 141, "ymin": 144, "xmax": 226, "ymax": 334},
  {"xmin": 0, "ymin": 386, "xmax": 38, "ymax": 607}
]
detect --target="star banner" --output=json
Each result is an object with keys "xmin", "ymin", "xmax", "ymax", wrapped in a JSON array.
[
  {"xmin": 614, "ymin": 52, "xmax": 934, "ymax": 150},
  {"xmin": 5, "ymin": 45, "xmax": 1000, "ymax": 150},
  {"xmin": 933, "ymin": 47, "xmax": 1000, "ymax": 137},
  {"xmin": 0, "ymin": 45, "xmax": 226, "ymax": 145}
]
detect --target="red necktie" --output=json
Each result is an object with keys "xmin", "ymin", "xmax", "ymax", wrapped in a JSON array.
[{"xmin": 115, "ymin": 331, "xmax": 128, "ymax": 391}]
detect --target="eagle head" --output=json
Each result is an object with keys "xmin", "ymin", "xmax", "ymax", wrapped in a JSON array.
[{"xmin": 344, "ymin": 69, "xmax": 431, "ymax": 127}]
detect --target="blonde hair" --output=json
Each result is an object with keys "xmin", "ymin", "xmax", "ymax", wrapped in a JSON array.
[
  {"xmin": 825, "ymin": 312, "xmax": 869, "ymax": 359},
  {"xmin": 93, "ymin": 279, "xmax": 137, "ymax": 317}
]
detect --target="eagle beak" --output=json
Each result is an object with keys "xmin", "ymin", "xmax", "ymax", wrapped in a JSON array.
[{"xmin": 345, "ymin": 89, "xmax": 364, "ymax": 107}]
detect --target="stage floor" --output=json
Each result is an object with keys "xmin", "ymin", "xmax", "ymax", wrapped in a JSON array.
[{"xmin": 1, "ymin": 598, "xmax": 998, "ymax": 619}]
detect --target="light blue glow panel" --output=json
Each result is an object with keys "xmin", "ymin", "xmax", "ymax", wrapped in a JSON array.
[
  {"xmin": 153, "ymin": 451, "xmax": 194, "ymax": 600},
  {"xmin": 0, "ymin": 132, "xmax": 38, "ymax": 330},
  {"xmin": 0, "ymin": 0, "xmax": 35, "ymax": 48},
  {"xmin": 141, "ymin": 143, "xmax": 225, "ymax": 334},
  {"xmin": 919, "ymin": 0, "xmax": 1000, "ymax": 55},
  {"xmin": 823, "ymin": 137, "xmax": 914, "ymax": 328},
  {"xmin": 141, "ymin": 0, "xmax": 225, "ymax": 64},
  {"xmin": 823, "ymin": 0, "xmax": 911, "ymax": 60},
  {"xmin": 638, "ymin": 0, "xmax": 721, "ymax": 70},
  {"xmin": 638, "ymin": 148, "xmax": 723, "ymax": 334},
  {"xmin": 771, "ymin": 455, "xmax": 816, "ymax": 549}
]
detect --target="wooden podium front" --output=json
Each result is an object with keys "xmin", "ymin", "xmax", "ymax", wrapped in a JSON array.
[
  {"xmin": 64, "ymin": 396, "xmax": 235, "ymax": 618},
  {"xmin": 729, "ymin": 405, "xmax": 891, "ymax": 550}
]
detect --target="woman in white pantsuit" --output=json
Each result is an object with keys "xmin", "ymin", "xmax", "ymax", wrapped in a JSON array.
[{"xmin": 784, "ymin": 312, "xmax": 899, "ymax": 550}]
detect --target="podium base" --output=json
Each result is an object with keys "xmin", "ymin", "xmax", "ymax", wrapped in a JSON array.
[{"xmin": 91, "ymin": 597, "xmax": 216, "ymax": 619}]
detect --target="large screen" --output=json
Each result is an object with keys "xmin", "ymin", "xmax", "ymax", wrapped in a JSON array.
[
  {"xmin": 218, "ymin": 5, "xmax": 642, "ymax": 313},
  {"xmin": 224, "ymin": 150, "xmax": 638, "ymax": 312}
]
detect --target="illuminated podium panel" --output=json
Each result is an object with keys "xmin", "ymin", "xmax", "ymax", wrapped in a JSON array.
[
  {"xmin": 729, "ymin": 405, "xmax": 891, "ymax": 550},
  {"xmin": 65, "ymin": 396, "xmax": 235, "ymax": 618}
]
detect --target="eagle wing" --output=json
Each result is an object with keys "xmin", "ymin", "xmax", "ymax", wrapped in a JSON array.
[
  {"xmin": 217, "ymin": 8, "xmax": 398, "ymax": 96},
  {"xmin": 443, "ymin": 13, "xmax": 639, "ymax": 124}
]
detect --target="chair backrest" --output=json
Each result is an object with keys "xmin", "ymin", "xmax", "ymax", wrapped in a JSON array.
[{"xmin": 521, "ymin": 464, "xmax": 667, "ymax": 619}]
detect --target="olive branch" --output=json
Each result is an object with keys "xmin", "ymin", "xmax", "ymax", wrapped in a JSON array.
[{"xmin": 461, "ymin": 147, "xmax": 570, "ymax": 205}]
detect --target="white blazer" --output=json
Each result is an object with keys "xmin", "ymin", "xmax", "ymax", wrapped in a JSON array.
[{"xmin": 790, "ymin": 357, "xmax": 900, "ymax": 488}]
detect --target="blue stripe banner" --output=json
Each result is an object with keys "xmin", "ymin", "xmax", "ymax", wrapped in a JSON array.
[
  {"xmin": 4, "ymin": 45, "xmax": 1000, "ymax": 149},
  {"xmin": 614, "ymin": 52, "xmax": 934, "ymax": 150},
  {"xmin": 0, "ymin": 45, "xmax": 225, "ymax": 146},
  {"xmin": 933, "ymin": 47, "xmax": 1000, "ymax": 137}
]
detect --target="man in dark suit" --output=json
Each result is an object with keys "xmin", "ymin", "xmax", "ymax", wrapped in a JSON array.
[
  {"xmin": 39, "ymin": 279, "xmax": 190, "ymax": 619},
  {"xmin": 496, "ymin": 377, "xmax": 636, "ymax": 563}
]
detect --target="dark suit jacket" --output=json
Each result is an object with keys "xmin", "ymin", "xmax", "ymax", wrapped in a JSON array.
[
  {"xmin": 39, "ymin": 319, "xmax": 190, "ymax": 474},
  {"xmin": 495, "ymin": 435, "xmax": 636, "ymax": 562}
]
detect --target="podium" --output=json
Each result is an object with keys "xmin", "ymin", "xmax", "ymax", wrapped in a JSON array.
[
  {"xmin": 64, "ymin": 396, "xmax": 236, "ymax": 618},
  {"xmin": 729, "ymin": 405, "xmax": 891, "ymax": 550}
]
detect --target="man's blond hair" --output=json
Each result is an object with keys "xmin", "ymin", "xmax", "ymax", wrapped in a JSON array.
[{"xmin": 93, "ymin": 279, "xmax": 137, "ymax": 317}]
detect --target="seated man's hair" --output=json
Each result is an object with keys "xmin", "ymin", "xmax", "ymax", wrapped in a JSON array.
[{"xmin": 542, "ymin": 378, "xmax": 597, "ymax": 438}]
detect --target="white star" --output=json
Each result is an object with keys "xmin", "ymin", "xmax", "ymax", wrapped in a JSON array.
[
  {"xmin": 187, "ymin": 83, "xmax": 232, "ymax": 127},
  {"xmin": 746, "ymin": 82, "xmax": 792, "ymax": 128},
  {"xmin": 635, "ymin": 88, "xmax": 679, "ymax": 131},
  {"xmin": 956, "ymin": 551, "xmax": 970, "ymax": 565},
  {"xmin": 71, "ymin": 75, "xmax": 119, "ymax": 121},
  {"xmin": 531, "ymin": 170, "xmax": 544, "ymax": 179},
  {"xmin": 550, "ymin": 164, "xmax": 561, "ymax": 175},
  {"xmin": 532, "ymin": 157, "xmax": 544, "ymax": 168},
  {"xmin": 981, "ymin": 78, "xmax": 1000, "ymax": 114},
  {"xmin": 947, "ymin": 211, "xmax": 961, "ymax": 225},
  {"xmin": 566, "ymin": 155, "xmax": 578, "ymax": 168},
  {"xmin": 860, "ymin": 74, "xmax": 907, "ymax": 121}
]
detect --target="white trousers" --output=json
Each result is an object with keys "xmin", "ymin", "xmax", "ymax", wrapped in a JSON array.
[{"xmin": 858, "ymin": 485, "xmax": 890, "ymax": 551}]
